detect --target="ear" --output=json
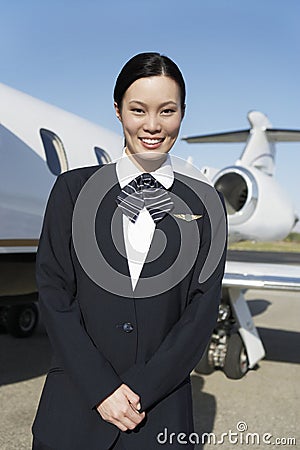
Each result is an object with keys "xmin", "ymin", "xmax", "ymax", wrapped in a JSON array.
[
  {"xmin": 181, "ymin": 103, "xmax": 186, "ymax": 120},
  {"xmin": 114, "ymin": 102, "xmax": 122, "ymax": 122}
]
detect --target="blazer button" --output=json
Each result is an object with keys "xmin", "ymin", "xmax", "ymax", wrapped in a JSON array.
[{"xmin": 122, "ymin": 322, "xmax": 134, "ymax": 333}]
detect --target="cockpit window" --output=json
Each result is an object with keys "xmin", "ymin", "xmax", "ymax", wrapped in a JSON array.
[
  {"xmin": 40, "ymin": 129, "xmax": 68, "ymax": 175},
  {"xmin": 94, "ymin": 147, "xmax": 111, "ymax": 165}
]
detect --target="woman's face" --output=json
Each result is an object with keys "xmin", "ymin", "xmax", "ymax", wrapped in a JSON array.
[{"xmin": 115, "ymin": 76, "xmax": 184, "ymax": 162}]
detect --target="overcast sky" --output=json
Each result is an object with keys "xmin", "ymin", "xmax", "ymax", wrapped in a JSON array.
[{"xmin": 1, "ymin": 0, "xmax": 300, "ymax": 230}]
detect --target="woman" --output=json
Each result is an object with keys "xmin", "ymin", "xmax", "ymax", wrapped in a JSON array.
[{"xmin": 32, "ymin": 52, "xmax": 227, "ymax": 450}]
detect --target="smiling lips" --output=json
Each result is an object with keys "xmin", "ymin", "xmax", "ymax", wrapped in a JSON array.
[{"xmin": 139, "ymin": 137, "xmax": 165, "ymax": 149}]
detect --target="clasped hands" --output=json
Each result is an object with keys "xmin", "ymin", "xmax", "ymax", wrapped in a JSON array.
[{"xmin": 97, "ymin": 383, "xmax": 146, "ymax": 431}]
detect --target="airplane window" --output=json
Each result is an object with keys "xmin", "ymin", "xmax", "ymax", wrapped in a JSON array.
[
  {"xmin": 40, "ymin": 129, "xmax": 68, "ymax": 175},
  {"xmin": 94, "ymin": 147, "xmax": 111, "ymax": 165}
]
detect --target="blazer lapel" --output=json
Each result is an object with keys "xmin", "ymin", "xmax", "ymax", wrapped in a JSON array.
[{"xmin": 94, "ymin": 165, "xmax": 133, "ymax": 293}]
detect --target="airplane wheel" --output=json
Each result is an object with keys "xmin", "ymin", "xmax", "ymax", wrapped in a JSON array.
[
  {"xmin": 195, "ymin": 343, "xmax": 214, "ymax": 375},
  {"xmin": 6, "ymin": 303, "xmax": 38, "ymax": 338},
  {"xmin": 223, "ymin": 333, "xmax": 248, "ymax": 379}
]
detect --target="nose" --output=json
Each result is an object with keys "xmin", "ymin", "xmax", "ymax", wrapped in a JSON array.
[{"xmin": 143, "ymin": 113, "xmax": 162, "ymax": 134}]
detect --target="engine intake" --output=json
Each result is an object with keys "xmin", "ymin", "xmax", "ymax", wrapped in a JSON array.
[{"xmin": 212, "ymin": 166, "xmax": 258, "ymax": 224}]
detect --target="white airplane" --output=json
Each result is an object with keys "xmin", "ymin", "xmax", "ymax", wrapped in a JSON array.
[
  {"xmin": 183, "ymin": 112, "xmax": 300, "ymax": 379},
  {"xmin": 0, "ymin": 82, "xmax": 122, "ymax": 337},
  {"xmin": 0, "ymin": 83, "xmax": 299, "ymax": 380}
]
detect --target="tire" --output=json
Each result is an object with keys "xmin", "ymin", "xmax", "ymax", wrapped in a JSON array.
[
  {"xmin": 6, "ymin": 303, "xmax": 38, "ymax": 338},
  {"xmin": 223, "ymin": 332, "xmax": 248, "ymax": 379},
  {"xmin": 195, "ymin": 343, "xmax": 215, "ymax": 375}
]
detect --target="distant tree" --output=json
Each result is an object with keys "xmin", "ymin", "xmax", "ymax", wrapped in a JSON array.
[{"xmin": 284, "ymin": 232, "xmax": 300, "ymax": 243}]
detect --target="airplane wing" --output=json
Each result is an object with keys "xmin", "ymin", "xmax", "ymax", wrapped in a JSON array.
[
  {"xmin": 265, "ymin": 129, "xmax": 300, "ymax": 142},
  {"xmin": 182, "ymin": 130, "xmax": 250, "ymax": 143},
  {"xmin": 223, "ymin": 261, "xmax": 300, "ymax": 292},
  {"xmin": 182, "ymin": 128, "xmax": 300, "ymax": 144}
]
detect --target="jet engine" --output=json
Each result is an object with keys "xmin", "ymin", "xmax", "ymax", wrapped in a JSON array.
[{"xmin": 212, "ymin": 165, "xmax": 296, "ymax": 242}]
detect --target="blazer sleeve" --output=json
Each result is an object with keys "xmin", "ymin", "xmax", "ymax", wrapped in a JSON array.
[
  {"xmin": 121, "ymin": 198, "xmax": 227, "ymax": 412},
  {"xmin": 36, "ymin": 173, "xmax": 123, "ymax": 409}
]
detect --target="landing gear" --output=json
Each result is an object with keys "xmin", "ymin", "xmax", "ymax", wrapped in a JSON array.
[
  {"xmin": 0, "ymin": 303, "xmax": 38, "ymax": 337},
  {"xmin": 195, "ymin": 287, "xmax": 264, "ymax": 379},
  {"xmin": 223, "ymin": 332, "xmax": 249, "ymax": 379},
  {"xmin": 195, "ymin": 299, "xmax": 248, "ymax": 379},
  {"xmin": 195, "ymin": 343, "xmax": 215, "ymax": 375}
]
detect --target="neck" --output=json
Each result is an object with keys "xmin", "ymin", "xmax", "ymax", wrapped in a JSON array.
[{"xmin": 125, "ymin": 148, "xmax": 167, "ymax": 172}]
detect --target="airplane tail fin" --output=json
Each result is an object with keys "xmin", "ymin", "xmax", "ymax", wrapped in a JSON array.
[{"xmin": 182, "ymin": 111, "xmax": 300, "ymax": 175}]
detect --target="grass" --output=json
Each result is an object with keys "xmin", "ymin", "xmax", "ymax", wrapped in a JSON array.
[{"xmin": 229, "ymin": 233, "xmax": 300, "ymax": 253}]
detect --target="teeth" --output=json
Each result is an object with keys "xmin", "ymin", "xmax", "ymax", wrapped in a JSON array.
[{"xmin": 141, "ymin": 138, "xmax": 163, "ymax": 144}]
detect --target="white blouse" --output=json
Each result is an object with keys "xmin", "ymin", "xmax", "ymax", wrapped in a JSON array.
[{"xmin": 116, "ymin": 150, "xmax": 174, "ymax": 290}]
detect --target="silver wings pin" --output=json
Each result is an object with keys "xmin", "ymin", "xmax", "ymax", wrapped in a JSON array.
[{"xmin": 173, "ymin": 213, "xmax": 203, "ymax": 222}]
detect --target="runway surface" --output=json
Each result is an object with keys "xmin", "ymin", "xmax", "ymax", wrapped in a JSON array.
[{"xmin": 0, "ymin": 288, "xmax": 299, "ymax": 449}]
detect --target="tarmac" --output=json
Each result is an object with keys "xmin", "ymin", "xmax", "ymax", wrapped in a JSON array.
[{"xmin": 0, "ymin": 287, "xmax": 299, "ymax": 449}]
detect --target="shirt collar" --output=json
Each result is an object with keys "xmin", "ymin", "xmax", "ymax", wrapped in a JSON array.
[{"xmin": 116, "ymin": 148, "xmax": 174, "ymax": 189}]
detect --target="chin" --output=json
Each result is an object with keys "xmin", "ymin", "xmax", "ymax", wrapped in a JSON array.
[
  {"xmin": 125, "ymin": 148, "xmax": 170, "ymax": 171},
  {"xmin": 135, "ymin": 150, "xmax": 168, "ymax": 161}
]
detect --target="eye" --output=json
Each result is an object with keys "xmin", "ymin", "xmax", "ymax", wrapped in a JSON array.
[
  {"xmin": 161, "ymin": 108, "xmax": 176, "ymax": 115},
  {"xmin": 131, "ymin": 108, "xmax": 144, "ymax": 114}
]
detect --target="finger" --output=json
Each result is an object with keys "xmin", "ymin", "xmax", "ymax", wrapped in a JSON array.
[
  {"xmin": 108, "ymin": 412, "xmax": 138, "ymax": 431},
  {"xmin": 109, "ymin": 403, "xmax": 144, "ymax": 425},
  {"xmin": 123, "ymin": 386, "xmax": 140, "ymax": 405},
  {"xmin": 129, "ymin": 401, "xmax": 142, "ymax": 415},
  {"xmin": 119, "ymin": 415, "xmax": 142, "ymax": 431},
  {"xmin": 108, "ymin": 418, "xmax": 128, "ymax": 432},
  {"xmin": 126, "ymin": 404, "xmax": 146, "ymax": 424}
]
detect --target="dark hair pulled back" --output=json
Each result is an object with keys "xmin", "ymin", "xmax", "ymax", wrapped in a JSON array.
[{"xmin": 113, "ymin": 52, "xmax": 186, "ymax": 110}]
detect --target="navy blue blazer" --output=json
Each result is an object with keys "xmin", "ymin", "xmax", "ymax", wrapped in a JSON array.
[{"xmin": 32, "ymin": 162, "xmax": 227, "ymax": 450}]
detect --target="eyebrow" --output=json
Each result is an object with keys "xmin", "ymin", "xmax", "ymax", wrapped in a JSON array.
[{"xmin": 128, "ymin": 100, "xmax": 178, "ymax": 107}]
